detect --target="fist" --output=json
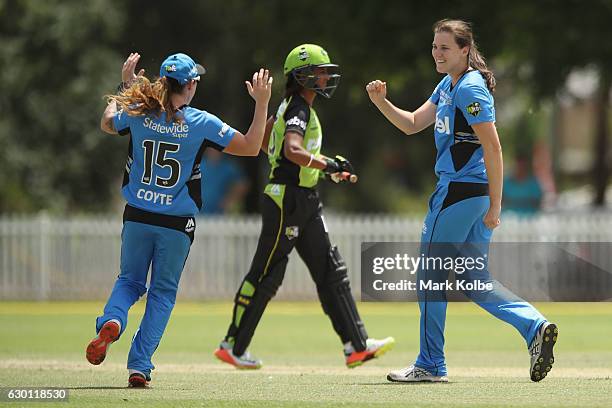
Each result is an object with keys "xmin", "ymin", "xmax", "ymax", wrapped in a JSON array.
[{"xmin": 366, "ymin": 80, "xmax": 387, "ymax": 104}]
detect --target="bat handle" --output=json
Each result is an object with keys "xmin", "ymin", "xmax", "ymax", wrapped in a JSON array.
[{"xmin": 340, "ymin": 172, "xmax": 358, "ymax": 183}]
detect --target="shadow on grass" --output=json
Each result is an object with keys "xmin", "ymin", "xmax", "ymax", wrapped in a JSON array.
[
  {"xmin": 66, "ymin": 386, "xmax": 130, "ymax": 390},
  {"xmin": 353, "ymin": 382, "xmax": 453, "ymax": 385}
]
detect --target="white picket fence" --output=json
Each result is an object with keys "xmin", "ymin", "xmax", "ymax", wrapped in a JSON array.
[{"xmin": 0, "ymin": 212, "xmax": 611, "ymax": 300}]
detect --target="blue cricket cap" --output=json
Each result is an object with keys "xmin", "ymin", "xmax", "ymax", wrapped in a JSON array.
[{"xmin": 159, "ymin": 53, "xmax": 206, "ymax": 85}]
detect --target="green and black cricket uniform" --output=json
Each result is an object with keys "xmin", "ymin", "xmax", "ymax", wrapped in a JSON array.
[{"xmin": 225, "ymin": 94, "xmax": 368, "ymax": 356}]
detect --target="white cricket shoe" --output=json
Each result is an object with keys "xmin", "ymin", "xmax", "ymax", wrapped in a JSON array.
[{"xmin": 387, "ymin": 365, "xmax": 448, "ymax": 383}]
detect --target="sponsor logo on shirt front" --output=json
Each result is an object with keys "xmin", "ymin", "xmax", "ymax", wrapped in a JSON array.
[
  {"xmin": 435, "ymin": 114, "xmax": 451, "ymax": 135},
  {"xmin": 439, "ymin": 90, "xmax": 452, "ymax": 106},
  {"xmin": 306, "ymin": 136, "xmax": 321, "ymax": 152}
]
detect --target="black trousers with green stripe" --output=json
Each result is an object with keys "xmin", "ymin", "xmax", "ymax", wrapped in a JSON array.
[{"xmin": 225, "ymin": 184, "xmax": 368, "ymax": 356}]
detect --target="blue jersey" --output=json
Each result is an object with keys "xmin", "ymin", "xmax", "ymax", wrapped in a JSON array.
[
  {"xmin": 429, "ymin": 70, "xmax": 495, "ymax": 182},
  {"xmin": 113, "ymin": 106, "xmax": 236, "ymax": 217},
  {"xmin": 200, "ymin": 156, "xmax": 245, "ymax": 214}
]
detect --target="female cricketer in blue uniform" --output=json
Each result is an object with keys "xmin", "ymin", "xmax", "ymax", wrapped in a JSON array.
[
  {"xmin": 366, "ymin": 19, "xmax": 558, "ymax": 383},
  {"xmin": 86, "ymin": 52, "xmax": 272, "ymax": 387}
]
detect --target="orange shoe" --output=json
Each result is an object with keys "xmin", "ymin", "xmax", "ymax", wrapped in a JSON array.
[
  {"xmin": 86, "ymin": 320, "xmax": 120, "ymax": 365},
  {"xmin": 214, "ymin": 341, "xmax": 262, "ymax": 369},
  {"xmin": 345, "ymin": 337, "xmax": 395, "ymax": 368}
]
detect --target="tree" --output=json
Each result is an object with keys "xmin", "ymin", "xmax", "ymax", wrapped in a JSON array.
[
  {"xmin": 502, "ymin": 0, "xmax": 612, "ymax": 206},
  {"xmin": 2, "ymin": 0, "xmax": 608, "ymax": 213},
  {"xmin": 0, "ymin": 0, "xmax": 127, "ymax": 212}
]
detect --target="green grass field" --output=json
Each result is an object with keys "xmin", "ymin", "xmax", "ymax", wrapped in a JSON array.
[{"xmin": 1, "ymin": 301, "xmax": 611, "ymax": 407}]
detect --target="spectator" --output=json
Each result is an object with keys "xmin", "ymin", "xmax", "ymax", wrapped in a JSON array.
[
  {"xmin": 200, "ymin": 149, "xmax": 250, "ymax": 214},
  {"xmin": 503, "ymin": 154, "xmax": 543, "ymax": 216}
]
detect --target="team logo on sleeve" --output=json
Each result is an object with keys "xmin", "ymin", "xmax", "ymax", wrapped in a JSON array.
[{"xmin": 466, "ymin": 102, "xmax": 482, "ymax": 117}]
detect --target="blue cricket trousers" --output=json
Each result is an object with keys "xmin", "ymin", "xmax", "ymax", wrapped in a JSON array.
[
  {"xmin": 96, "ymin": 205, "xmax": 193, "ymax": 376},
  {"xmin": 414, "ymin": 179, "xmax": 546, "ymax": 376}
]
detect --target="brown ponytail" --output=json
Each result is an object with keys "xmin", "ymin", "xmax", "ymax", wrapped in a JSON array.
[
  {"xmin": 433, "ymin": 19, "xmax": 496, "ymax": 92},
  {"xmin": 107, "ymin": 76, "xmax": 186, "ymax": 123}
]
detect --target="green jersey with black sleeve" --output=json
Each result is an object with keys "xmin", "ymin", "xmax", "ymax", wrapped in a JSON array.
[
  {"xmin": 268, "ymin": 95, "xmax": 322, "ymax": 188},
  {"xmin": 227, "ymin": 94, "xmax": 371, "ymax": 359}
]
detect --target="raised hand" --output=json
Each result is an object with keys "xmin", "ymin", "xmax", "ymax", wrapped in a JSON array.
[
  {"xmin": 245, "ymin": 68, "xmax": 273, "ymax": 104},
  {"xmin": 122, "ymin": 52, "xmax": 145, "ymax": 87},
  {"xmin": 365, "ymin": 80, "xmax": 387, "ymax": 105}
]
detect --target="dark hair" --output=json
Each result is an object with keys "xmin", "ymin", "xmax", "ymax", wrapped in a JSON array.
[
  {"xmin": 433, "ymin": 19, "xmax": 496, "ymax": 92},
  {"xmin": 107, "ymin": 76, "xmax": 187, "ymax": 123},
  {"xmin": 283, "ymin": 74, "xmax": 303, "ymax": 99}
]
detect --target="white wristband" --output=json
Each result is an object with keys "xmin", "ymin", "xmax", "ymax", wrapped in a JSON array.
[{"xmin": 306, "ymin": 153, "xmax": 314, "ymax": 167}]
